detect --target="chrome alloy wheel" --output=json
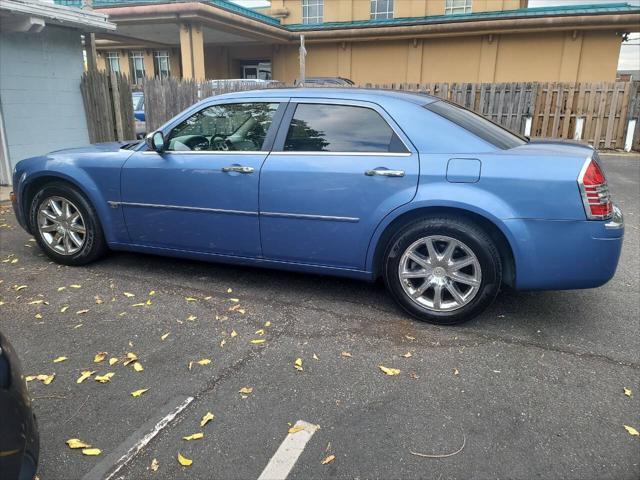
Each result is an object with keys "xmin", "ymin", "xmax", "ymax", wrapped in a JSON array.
[
  {"xmin": 398, "ymin": 235, "xmax": 482, "ymax": 312},
  {"xmin": 37, "ymin": 196, "xmax": 86, "ymax": 255}
]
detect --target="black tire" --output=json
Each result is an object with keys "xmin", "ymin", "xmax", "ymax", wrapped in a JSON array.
[
  {"xmin": 383, "ymin": 217, "xmax": 502, "ymax": 325},
  {"xmin": 29, "ymin": 182, "xmax": 107, "ymax": 266}
]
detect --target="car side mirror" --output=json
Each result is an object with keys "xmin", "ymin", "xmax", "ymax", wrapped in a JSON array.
[{"xmin": 146, "ymin": 131, "xmax": 166, "ymax": 153}]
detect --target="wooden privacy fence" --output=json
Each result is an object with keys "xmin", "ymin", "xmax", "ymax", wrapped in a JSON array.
[
  {"xmin": 80, "ymin": 72, "xmax": 640, "ymax": 151},
  {"xmin": 80, "ymin": 71, "xmax": 134, "ymax": 143},
  {"xmin": 364, "ymin": 81, "xmax": 639, "ymax": 150}
]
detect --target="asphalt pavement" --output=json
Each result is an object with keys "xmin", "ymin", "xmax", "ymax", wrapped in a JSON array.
[{"xmin": 0, "ymin": 153, "xmax": 638, "ymax": 480}]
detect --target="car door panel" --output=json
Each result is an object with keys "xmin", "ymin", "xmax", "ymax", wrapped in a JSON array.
[
  {"xmin": 259, "ymin": 100, "xmax": 419, "ymax": 270},
  {"xmin": 121, "ymin": 151, "xmax": 265, "ymax": 255},
  {"xmin": 121, "ymin": 101, "xmax": 284, "ymax": 257}
]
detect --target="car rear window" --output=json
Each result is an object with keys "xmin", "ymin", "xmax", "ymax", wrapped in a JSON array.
[{"xmin": 424, "ymin": 100, "xmax": 527, "ymax": 150}]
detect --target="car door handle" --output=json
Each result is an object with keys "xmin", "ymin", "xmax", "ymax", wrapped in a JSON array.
[
  {"xmin": 365, "ymin": 168, "xmax": 405, "ymax": 177},
  {"xmin": 222, "ymin": 165, "xmax": 254, "ymax": 174}
]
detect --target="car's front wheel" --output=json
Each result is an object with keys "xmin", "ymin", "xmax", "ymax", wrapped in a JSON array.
[
  {"xmin": 384, "ymin": 217, "xmax": 502, "ymax": 325},
  {"xmin": 29, "ymin": 182, "xmax": 107, "ymax": 266}
]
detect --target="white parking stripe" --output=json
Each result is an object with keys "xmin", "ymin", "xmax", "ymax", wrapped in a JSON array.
[
  {"xmin": 257, "ymin": 420, "xmax": 319, "ymax": 480},
  {"xmin": 81, "ymin": 395, "xmax": 194, "ymax": 480}
]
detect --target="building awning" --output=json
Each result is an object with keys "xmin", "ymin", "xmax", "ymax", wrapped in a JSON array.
[
  {"xmin": 0, "ymin": 0, "xmax": 116, "ymax": 33},
  {"xmin": 50, "ymin": 0, "xmax": 640, "ymax": 45}
]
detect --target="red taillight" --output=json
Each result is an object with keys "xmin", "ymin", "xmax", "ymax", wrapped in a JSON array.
[{"xmin": 578, "ymin": 158, "xmax": 613, "ymax": 220}]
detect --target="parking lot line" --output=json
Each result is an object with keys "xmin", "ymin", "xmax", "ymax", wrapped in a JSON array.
[
  {"xmin": 81, "ymin": 395, "xmax": 194, "ymax": 480},
  {"xmin": 257, "ymin": 420, "xmax": 319, "ymax": 480}
]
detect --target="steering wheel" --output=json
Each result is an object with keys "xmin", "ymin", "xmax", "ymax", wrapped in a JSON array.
[
  {"xmin": 211, "ymin": 136, "xmax": 231, "ymax": 151},
  {"xmin": 184, "ymin": 135, "xmax": 210, "ymax": 151}
]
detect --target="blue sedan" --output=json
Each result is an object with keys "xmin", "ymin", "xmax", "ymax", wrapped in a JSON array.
[{"xmin": 10, "ymin": 89, "xmax": 624, "ymax": 324}]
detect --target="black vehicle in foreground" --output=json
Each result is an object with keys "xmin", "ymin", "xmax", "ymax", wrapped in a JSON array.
[{"xmin": 0, "ymin": 332, "xmax": 39, "ymax": 480}]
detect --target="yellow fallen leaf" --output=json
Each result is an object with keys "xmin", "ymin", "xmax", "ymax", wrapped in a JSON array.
[
  {"xmin": 28, "ymin": 299, "xmax": 45, "ymax": 305},
  {"xmin": 73, "ymin": 323, "xmax": 83, "ymax": 329},
  {"xmin": 250, "ymin": 339, "xmax": 265, "ymax": 344},
  {"xmin": 185, "ymin": 297, "xmax": 197, "ymax": 302},
  {"xmin": 177, "ymin": 453, "xmax": 192, "ymax": 467},
  {"xmin": 453, "ymin": 368, "xmax": 460, "ymax": 376},
  {"xmin": 149, "ymin": 291, "xmax": 155, "ymax": 296},
  {"xmin": 313, "ymin": 353, "xmax": 319, "ymax": 360},
  {"xmin": 131, "ymin": 302, "xmax": 145, "ymax": 307},
  {"xmin": 294, "ymin": 358, "xmax": 303, "ymax": 372},
  {"xmin": 123, "ymin": 352, "xmax": 138, "ymax": 365},
  {"xmin": 94, "ymin": 372, "xmax": 114, "ymax": 383},
  {"xmin": 60, "ymin": 306, "xmax": 69, "ymax": 313},
  {"xmin": 341, "ymin": 352, "xmax": 352, "ymax": 358},
  {"xmin": 108, "ymin": 357, "xmax": 118, "ymax": 366},
  {"xmin": 30, "ymin": 374, "xmax": 55, "ymax": 385},
  {"xmin": 94, "ymin": 352, "xmax": 107, "ymax": 363},
  {"xmin": 76, "ymin": 309, "xmax": 89, "ymax": 315},
  {"xmin": 624, "ymin": 387, "xmax": 632, "ymax": 398},
  {"xmin": 183, "ymin": 432, "xmax": 204, "ymax": 441},
  {"xmin": 288, "ymin": 426, "xmax": 304, "ymax": 434},
  {"xmin": 405, "ymin": 335, "xmax": 416, "ymax": 340},
  {"xmin": 264, "ymin": 321, "xmax": 271, "ymax": 327},
  {"xmin": 197, "ymin": 359, "xmax": 211, "ymax": 366},
  {"xmin": 35, "ymin": 313, "xmax": 43, "ymax": 319},
  {"xmin": 239, "ymin": 387, "xmax": 253, "ymax": 395},
  {"xmin": 15, "ymin": 285, "xmax": 28, "ymax": 291},
  {"xmin": 379, "ymin": 365, "xmax": 401, "ymax": 376},
  {"xmin": 150, "ymin": 458, "xmax": 159, "ymax": 472},
  {"xmin": 77, "ymin": 370, "xmax": 95, "ymax": 383},
  {"xmin": 131, "ymin": 388, "xmax": 149, "ymax": 397},
  {"xmin": 82, "ymin": 448, "xmax": 101, "ymax": 456},
  {"xmin": 123, "ymin": 292, "xmax": 135, "ymax": 298},
  {"xmin": 200, "ymin": 412, "xmax": 215, "ymax": 427},
  {"xmin": 70, "ymin": 284, "xmax": 82, "ymax": 289},
  {"xmin": 161, "ymin": 332, "xmax": 170, "ymax": 341},
  {"xmin": 230, "ymin": 330, "xmax": 238, "ymax": 338},
  {"xmin": 321, "ymin": 454, "xmax": 336, "ymax": 465},
  {"xmin": 624, "ymin": 425, "xmax": 639, "ymax": 436},
  {"xmin": 219, "ymin": 339, "xmax": 226, "ymax": 348},
  {"xmin": 255, "ymin": 329, "xmax": 265, "ymax": 336},
  {"xmin": 229, "ymin": 298, "xmax": 240, "ymax": 303},
  {"xmin": 187, "ymin": 315, "xmax": 197, "ymax": 321},
  {"xmin": 146, "ymin": 299, "xmax": 152, "ymax": 305},
  {"xmin": 57, "ymin": 286, "xmax": 66, "ymax": 292},
  {"xmin": 53, "ymin": 356, "xmax": 68, "ymax": 363},
  {"xmin": 402, "ymin": 352, "xmax": 413, "ymax": 358},
  {"xmin": 66, "ymin": 438, "xmax": 91, "ymax": 449},
  {"xmin": 95, "ymin": 296, "xmax": 103, "ymax": 304},
  {"xmin": 227, "ymin": 288, "xmax": 233, "ymax": 293},
  {"xmin": 133, "ymin": 362, "xmax": 144, "ymax": 372},
  {"xmin": 188, "ymin": 361, "xmax": 194, "ymax": 370}
]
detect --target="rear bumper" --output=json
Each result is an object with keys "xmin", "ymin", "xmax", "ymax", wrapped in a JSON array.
[{"xmin": 507, "ymin": 206, "xmax": 624, "ymax": 290}]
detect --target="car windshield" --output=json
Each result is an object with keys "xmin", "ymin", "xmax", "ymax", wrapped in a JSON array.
[{"xmin": 424, "ymin": 100, "xmax": 527, "ymax": 150}]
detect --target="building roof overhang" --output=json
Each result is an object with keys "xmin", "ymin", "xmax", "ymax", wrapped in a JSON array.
[
  {"xmin": 71, "ymin": 1, "xmax": 640, "ymax": 45},
  {"xmin": 0, "ymin": 0, "xmax": 115, "ymax": 33}
]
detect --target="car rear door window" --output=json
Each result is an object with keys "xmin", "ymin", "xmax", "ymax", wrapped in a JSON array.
[{"xmin": 283, "ymin": 103, "xmax": 407, "ymax": 153}]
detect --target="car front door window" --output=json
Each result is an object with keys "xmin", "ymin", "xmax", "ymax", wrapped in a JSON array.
[{"xmin": 166, "ymin": 103, "xmax": 279, "ymax": 152}]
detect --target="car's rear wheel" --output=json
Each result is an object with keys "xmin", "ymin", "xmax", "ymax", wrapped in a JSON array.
[
  {"xmin": 29, "ymin": 183, "xmax": 107, "ymax": 266},
  {"xmin": 384, "ymin": 217, "xmax": 502, "ymax": 325}
]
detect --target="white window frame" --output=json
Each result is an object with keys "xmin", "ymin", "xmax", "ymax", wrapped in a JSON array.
[
  {"xmin": 129, "ymin": 51, "xmax": 145, "ymax": 85},
  {"xmin": 153, "ymin": 50, "xmax": 171, "ymax": 78},
  {"xmin": 106, "ymin": 51, "xmax": 120, "ymax": 73},
  {"xmin": 445, "ymin": 0, "xmax": 472, "ymax": 15},
  {"xmin": 302, "ymin": 0, "xmax": 323, "ymax": 24},
  {"xmin": 370, "ymin": 0, "xmax": 394, "ymax": 20}
]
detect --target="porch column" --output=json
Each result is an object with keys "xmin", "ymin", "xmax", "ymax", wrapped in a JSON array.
[{"xmin": 180, "ymin": 23, "xmax": 206, "ymax": 80}]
